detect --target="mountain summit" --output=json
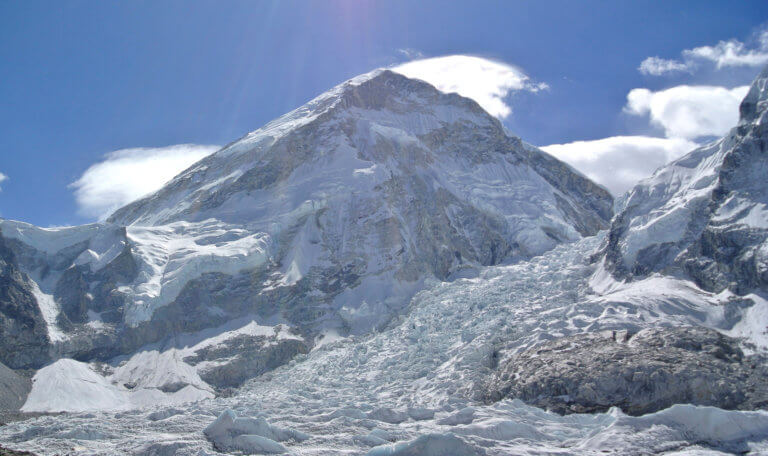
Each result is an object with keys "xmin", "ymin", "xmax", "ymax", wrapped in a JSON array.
[
  {"xmin": 111, "ymin": 69, "xmax": 611, "ymax": 233},
  {"xmin": 101, "ymin": 69, "xmax": 612, "ymax": 334}
]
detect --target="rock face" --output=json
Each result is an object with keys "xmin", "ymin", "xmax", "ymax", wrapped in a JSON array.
[
  {"xmin": 0, "ymin": 361, "xmax": 31, "ymax": 411},
  {"xmin": 603, "ymin": 65, "xmax": 768, "ymax": 295},
  {"xmin": 103, "ymin": 71, "xmax": 613, "ymax": 341},
  {"xmin": 0, "ymin": 231, "xmax": 51, "ymax": 369},
  {"xmin": 184, "ymin": 332, "xmax": 309, "ymax": 389},
  {"xmin": 484, "ymin": 327, "xmax": 768, "ymax": 415},
  {"xmin": 0, "ymin": 67, "xmax": 612, "ymax": 395}
]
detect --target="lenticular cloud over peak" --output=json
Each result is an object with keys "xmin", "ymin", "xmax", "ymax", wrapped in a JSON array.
[
  {"xmin": 70, "ymin": 144, "xmax": 219, "ymax": 221},
  {"xmin": 393, "ymin": 55, "xmax": 547, "ymax": 118}
]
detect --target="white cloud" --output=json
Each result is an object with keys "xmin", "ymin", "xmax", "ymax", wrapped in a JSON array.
[
  {"xmin": 639, "ymin": 30, "xmax": 768, "ymax": 75},
  {"xmin": 542, "ymin": 136, "xmax": 697, "ymax": 195},
  {"xmin": 624, "ymin": 85, "xmax": 749, "ymax": 139},
  {"xmin": 397, "ymin": 48, "xmax": 424, "ymax": 60},
  {"xmin": 638, "ymin": 56, "xmax": 690, "ymax": 76},
  {"xmin": 70, "ymin": 144, "xmax": 219, "ymax": 220},
  {"xmin": 392, "ymin": 55, "xmax": 547, "ymax": 118},
  {"xmin": 567, "ymin": 32, "xmax": 764, "ymax": 194},
  {"xmin": 547, "ymin": 83, "xmax": 746, "ymax": 194},
  {"xmin": 0, "ymin": 172, "xmax": 7, "ymax": 191}
]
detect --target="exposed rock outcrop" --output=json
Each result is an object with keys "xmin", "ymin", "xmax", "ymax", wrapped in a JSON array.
[
  {"xmin": 185, "ymin": 333, "xmax": 309, "ymax": 389},
  {"xmin": 484, "ymin": 327, "xmax": 768, "ymax": 415},
  {"xmin": 0, "ymin": 446, "xmax": 36, "ymax": 456},
  {"xmin": 0, "ymin": 361, "xmax": 30, "ymax": 412},
  {"xmin": 0, "ymin": 231, "xmax": 51, "ymax": 369}
]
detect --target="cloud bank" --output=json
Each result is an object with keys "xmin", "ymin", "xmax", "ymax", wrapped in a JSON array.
[
  {"xmin": 0, "ymin": 172, "xmax": 7, "ymax": 191},
  {"xmin": 547, "ymin": 30, "xmax": 761, "ymax": 196},
  {"xmin": 393, "ymin": 55, "xmax": 547, "ymax": 118},
  {"xmin": 70, "ymin": 144, "xmax": 219, "ymax": 220},
  {"xmin": 625, "ymin": 85, "xmax": 749, "ymax": 139},
  {"xmin": 542, "ymin": 136, "xmax": 697, "ymax": 195},
  {"xmin": 639, "ymin": 30, "xmax": 768, "ymax": 75},
  {"xmin": 547, "ymin": 84, "xmax": 746, "ymax": 195}
]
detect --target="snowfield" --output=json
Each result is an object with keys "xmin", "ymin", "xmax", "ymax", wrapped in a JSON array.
[{"xmin": 3, "ymin": 233, "xmax": 768, "ymax": 455}]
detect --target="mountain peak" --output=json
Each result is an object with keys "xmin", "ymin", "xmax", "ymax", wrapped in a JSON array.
[
  {"xmin": 106, "ymin": 68, "xmax": 522, "ymax": 226},
  {"xmin": 335, "ymin": 68, "xmax": 489, "ymax": 116},
  {"xmin": 739, "ymin": 64, "xmax": 768, "ymax": 124}
]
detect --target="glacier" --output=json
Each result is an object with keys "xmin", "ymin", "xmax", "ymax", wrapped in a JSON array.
[{"xmin": 2, "ymin": 233, "xmax": 767, "ymax": 454}]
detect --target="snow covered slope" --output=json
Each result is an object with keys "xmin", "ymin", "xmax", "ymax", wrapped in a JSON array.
[
  {"xmin": 603, "ymin": 65, "xmax": 768, "ymax": 295},
  {"xmin": 105, "ymin": 70, "xmax": 612, "ymax": 335}
]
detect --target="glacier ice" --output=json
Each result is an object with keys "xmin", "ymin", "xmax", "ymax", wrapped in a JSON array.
[{"xmin": 2, "ymin": 233, "xmax": 768, "ymax": 454}]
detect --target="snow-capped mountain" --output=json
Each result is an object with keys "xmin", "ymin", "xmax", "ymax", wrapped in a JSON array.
[
  {"xmin": 4, "ymin": 66, "xmax": 768, "ymax": 456},
  {"xmin": 0, "ymin": 69, "xmax": 612, "ymax": 404},
  {"xmin": 602, "ymin": 66, "xmax": 768, "ymax": 295}
]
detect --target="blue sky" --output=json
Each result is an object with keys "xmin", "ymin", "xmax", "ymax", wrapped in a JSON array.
[{"xmin": 2, "ymin": 1, "xmax": 768, "ymax": 226}]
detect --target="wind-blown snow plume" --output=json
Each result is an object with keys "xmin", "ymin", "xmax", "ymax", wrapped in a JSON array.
[
  {"xmin": 393, "ymin": 55, "xmax": 547, "ymax": 118},
  {"xmin": 70, "ymin": 144, "xmax": 219, "ymax": 220}
]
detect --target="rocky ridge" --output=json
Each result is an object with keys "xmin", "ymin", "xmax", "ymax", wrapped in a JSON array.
[{"xmin": 485, "ymin": 326, "xmax": 768, "ymax": 415}]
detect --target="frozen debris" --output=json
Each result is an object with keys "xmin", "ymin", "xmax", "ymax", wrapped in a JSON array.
[
  {"xmin": 366, "ymin": 433, "xmax": 485, "ymax": 456},
  {"xmin": 368, "ymin": 428, "xmax": 396, "ymax": 442},
  {"xmin": 354, "ymin": 433, "xmax": 390, "ymax": 447},
  {"xmin": 437, "ymin": 407, "xmax": 475, "ymax": 425},
  {"xmin": 366, "ymin": 407, "xmax": 409, "ymax": 424},
  {"xmin": 231, "ymin": 435, "xmax": 286, "ymax": 455},
  {"xmin": 203, "ymin": 409, "xmax": 309, "ymax": 454},
  {"xmin": 406, "ymin": 407, "xmax": 435, "ymax": 421},
  {"xmin": 132, "ymin": 440, "xmax": 194, "ymax": 456},
  {"xmin": 580, "ymin": 404, "xmax": 768, "ymax": 453},
  {"xmin": 147, "ymin": 407, "xmax": 185, "ymax": 422},
  {"xmin": 454, "ymin": 417, "xmax": 547, "ymax": 441},
  {"xmin": 322, "ymin": 406, "xmax": 367, "ymax": 421}
]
